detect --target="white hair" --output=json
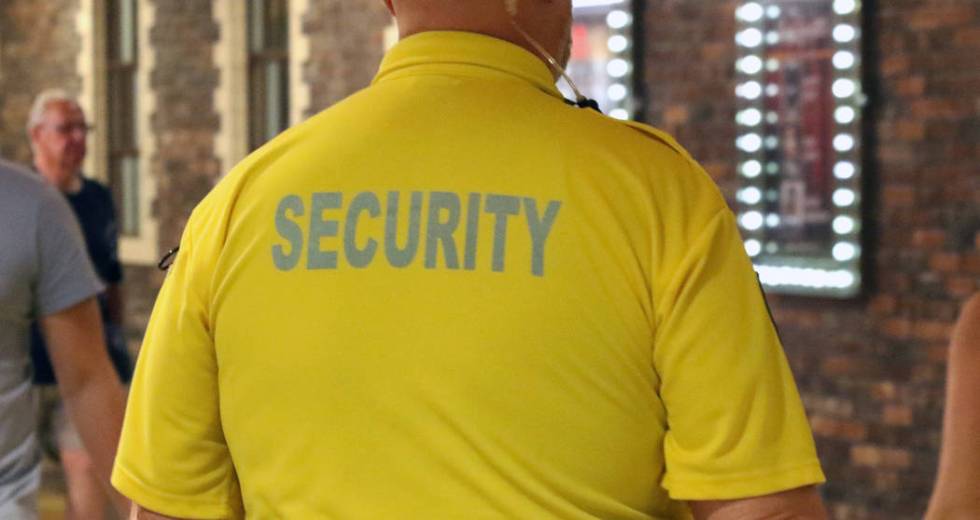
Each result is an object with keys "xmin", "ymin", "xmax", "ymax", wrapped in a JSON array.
[{"xmin": 26, "ymin": 89, "xmax": 80, "ymax": 135}]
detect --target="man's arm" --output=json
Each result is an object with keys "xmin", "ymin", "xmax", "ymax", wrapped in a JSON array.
[
  {"xmin": 925, "ymin": 294, "xmax": 980, "ymax": 520},
  {"xmin": 689, "ymin": 485, "xmax": 828, "ymax": 520},
  {"xmin": 41, "ymin": 297, "xmax": 131, "ymax": 518}
]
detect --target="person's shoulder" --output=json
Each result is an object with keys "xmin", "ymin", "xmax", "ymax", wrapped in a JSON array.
[
  {"xmin": 0, "ymin": 159, "xmax": 45, "ymax": 192},
  {"xmin": 962, "ymin": 293, "xmax": 980, "ymax": 317},
  {"xmin": 571, "ymin": 114, "xmax": 723, "ymax": 198},
  {"xmin": 0, "ymin": 161, "xmax": 83, "ymax": 246},
  {"xmin": 558, "ymin": 107, "xmax": 698, "ymax": 165},
  {"xmin": 0, "ymin": 159, "xmax": 63, "ymax": 210},
  {"xmin": 70, "ymin": 177, "xmax": 119, "ymax": 212},
  {"xmin": 79, "ymin": 176, "xmax": 113, "ymax": 198},
  {"xmin": 618, "ymin": 120, "xmax": 697, "ymax": 162},
  {"xmin": 954, "ymin": 293, "xmax": 980, "ymax": 345}
]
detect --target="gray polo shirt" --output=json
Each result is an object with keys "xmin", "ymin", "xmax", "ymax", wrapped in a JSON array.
[{"xmin": 0, "ymin": 160, "xmax": 102, "ymax": 516}]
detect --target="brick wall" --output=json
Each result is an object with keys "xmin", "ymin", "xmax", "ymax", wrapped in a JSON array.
[
  {"xmin": 643, "ymin": 1, "xmax": 980, "ymax": 518},
  {"xmin": 303, "ymin": 0, "xmax": 391, "ymax": 112},
  {"xmin": 0, "ymin": 0, "xmax": 82, "ymax": 165},
  {"xmin": 644, "ymin": 0, "xmax": 740, "ymax": 195},
  {"xmin": 150, "ymin": 0, "xmax": 222, "ymax": 250}
]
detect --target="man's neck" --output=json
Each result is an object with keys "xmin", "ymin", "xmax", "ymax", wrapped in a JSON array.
[
  {"xmin": 394, "ymin": 8, "xmax": 562, "ymax": 81},
  {"xmin": 63, "ymin": 173, "xmax": 84, "ymax": 194},
  {"xmin": 34, "ymin": 160, "xmax": 83, "ymax": 194}
]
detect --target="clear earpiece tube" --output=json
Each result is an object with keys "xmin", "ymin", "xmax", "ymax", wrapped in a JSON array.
[
  {"xmin": 504, "ymin": 0, "xmax": 595, "ymax": 109},
  {"xmin": 507, "ymin": 20, "xmax": 589, "ymax": 105}
]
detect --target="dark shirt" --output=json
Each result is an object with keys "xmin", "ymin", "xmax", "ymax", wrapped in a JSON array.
[{"xmin": 31, "ymin": 176, "xmax": 132, "ymax": 384}]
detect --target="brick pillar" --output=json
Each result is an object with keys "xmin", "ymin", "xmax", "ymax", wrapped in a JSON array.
[
  {"xmin": 0, "ymin": 0, "xmax": 82, "ymax": 165},
  {"xmin": 149, "ymin": 0, "xmax": 222, "ymax": 250},
  {"xmin": 303, "ymin": 0, "xmax": 391, "ymax": 113}
]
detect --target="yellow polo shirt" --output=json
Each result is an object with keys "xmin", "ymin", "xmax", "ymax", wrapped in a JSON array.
[{"xmin": 112, "ymin": 31, "xmax": 824, "ymax": 519}]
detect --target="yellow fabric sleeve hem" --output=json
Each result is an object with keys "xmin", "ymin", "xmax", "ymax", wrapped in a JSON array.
[
  {"xmin": 111, "ymin": 463, "xmax": 236, "ymax": 519},
  {"xmin": 664, "ymin": 460, "xmax": 827, "ymax": 501}
]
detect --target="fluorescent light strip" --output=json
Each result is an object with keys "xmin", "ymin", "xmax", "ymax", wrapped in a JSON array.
[
  {"xmin": 755, "ymin": 265, "xmax": 857, "ymax": 290},
  {"xmin": 574, "ymin": 0, "xmax": 625, "ymax": 8}
]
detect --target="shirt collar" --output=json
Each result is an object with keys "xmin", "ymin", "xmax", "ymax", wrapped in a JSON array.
[{"xmin": 373, "ymin": 31, "xmax": 564, "ymax": 102}]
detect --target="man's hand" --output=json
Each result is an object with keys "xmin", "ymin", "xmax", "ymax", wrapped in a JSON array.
[
  {"xmin": 41, "ymin": 297, "xmax": 131, "ymax": 518},
  {"xmin": 689, "ymin": 485, "xmax": 828, "ymax": 520}
]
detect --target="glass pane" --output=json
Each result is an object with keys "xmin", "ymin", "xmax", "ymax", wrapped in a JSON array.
[
  {"xmin": 108, "ymin": 70, "xmax": 137, "ymax": 150},
  {"xmin": 266, "ymin": 0, "xmax": 289, "ymax": 51},
  {"xmin": 249, "ymin": 0, "xmax": 267, "ymax": 52},
  {"xmin": 249, "ymin": 61, "xmax": 268, "ymax": 150},
  {"xmin": 129, "ymin": 71, "xmax": 139, "ymax": 145},
  {"xmin": 119, "ymin": 0, "xmax": 137, "ymax": 64},
  {"xmin": 265, "ymin": 60, "xmax": 283, "ymax": 141},
  {"xmin": 108, "ymin": 73, "xmax": 121, "ymax": 146},
  {"xmin": 278, "ymin": 56, "xmax": 291, "ymax": 129},
  {"xmin": 107, "ymin": 0, "xmax": 119, "ymax": 61},
  {"xmin": 122, "ymin": 156, "xmax": 140, "ymax": 236},
  {"xmin": 119, "ymin": 72, "xmax": 134, "ymax": 148},
  {"xmin": 249, "ymin": 57, "xmax": 290, "ymax": 149},
  {"xmin": 249, "ymin": 0, "xmax": 291, "ymax": 150}
]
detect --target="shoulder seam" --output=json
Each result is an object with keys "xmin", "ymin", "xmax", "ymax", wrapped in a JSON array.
[{"xmin": 621, "ymin": 121, "xmax": 695, "ymax": 163}]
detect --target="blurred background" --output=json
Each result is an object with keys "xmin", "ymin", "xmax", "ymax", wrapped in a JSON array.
[{"xmin": 0, "ymin": 0, "xmax": 977, "ymax": 518}]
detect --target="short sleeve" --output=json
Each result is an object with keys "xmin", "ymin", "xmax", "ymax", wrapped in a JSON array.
[
  {"xmin": 111, "ymin": 218, "xmax": 243, "ymax": 519},
  {"xmin": 653, "ymin": 209, "xmax": 825, "ymax": 500},
  {"xmin": 35, "ymin": 188, "xmax": 104, "ymax": 317}
]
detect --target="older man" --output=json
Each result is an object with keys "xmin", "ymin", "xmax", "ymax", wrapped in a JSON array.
[
  {"xmin": 0, "ymin": 160, "xmax": 129, "ymax": 518},
  {"xmin": 27, "ymin": 89, "xmax": 133, "ymax": 519},
  {"xmin": 116, "ymin": 1, "xmax": 827, "ymax": 518}
]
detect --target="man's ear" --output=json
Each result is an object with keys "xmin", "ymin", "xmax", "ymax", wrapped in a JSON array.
[
  {"xmin": 28, "ymin": 125, "xmax": 43, "ymax": 145},
  {"xmin": 383, "ymin": 0, "xmax": 396, "ymax": 16}
]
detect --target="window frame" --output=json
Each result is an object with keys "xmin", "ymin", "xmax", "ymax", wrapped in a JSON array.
[
  {"xmin": 247, "ymin": 0, "xmax": 291, "ymax": 151},
  {"xmin": 106, "ymin": 0, "xmax": 141, "ymax": 237}
]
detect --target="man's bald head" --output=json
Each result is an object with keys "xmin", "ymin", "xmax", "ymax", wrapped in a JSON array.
[{"xmin": 384, "ymin": 0, "xmax": 574, "ymax": 78}]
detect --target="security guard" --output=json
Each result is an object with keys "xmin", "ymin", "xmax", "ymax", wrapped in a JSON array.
[{"xmin": 114, "ymin": 0, "xmax": 828, "ymax": 518}]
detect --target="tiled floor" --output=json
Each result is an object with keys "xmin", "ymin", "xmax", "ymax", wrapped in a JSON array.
[
  {"xmin": 39, "ymin": 459, "xmax": 122, "ymax": 520},
  {"xmin": 39, "ymin": 493, "xmax": 66, "ymax": 520},
  {"xmin": 39, "ymin": 459, "xmax": 66, "ymax": 518}
]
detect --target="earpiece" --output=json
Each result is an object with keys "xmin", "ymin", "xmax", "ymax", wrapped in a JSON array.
[{"xmin": 502, "ymin": 0, "xmax": 602, "ymax": 114}]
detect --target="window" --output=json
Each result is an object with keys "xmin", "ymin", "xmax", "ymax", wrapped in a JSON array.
[
  {"xmin": 564, "ymin": 0, "xmax": 636, "ymax": 119},
  {"xmin": 734, "ymin": 0, "xmax": 867, "ymax": 297},
  {"xmin": 106, "ymin": 0, "xmax": 140, "ymax": 236},
  {"xmin": 248, "ymin": 0, "xmax": 290, "ymax": 150}
]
